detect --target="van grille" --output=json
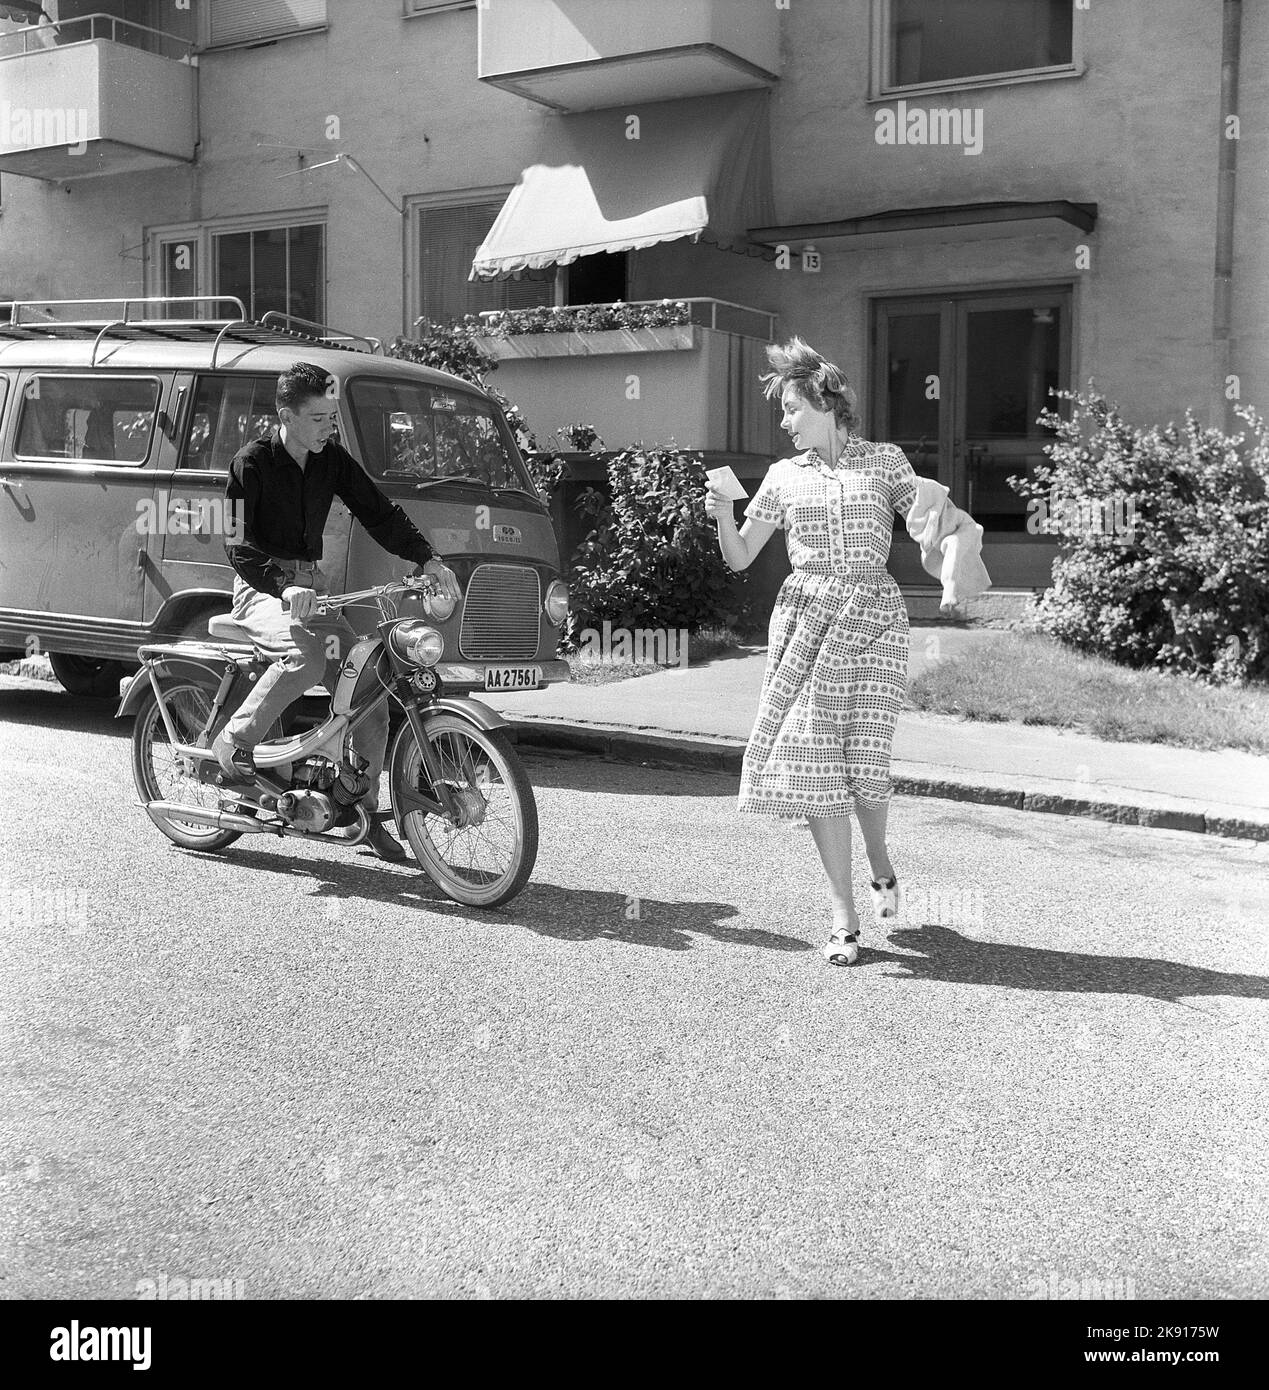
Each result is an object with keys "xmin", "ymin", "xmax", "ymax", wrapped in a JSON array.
[{"xmin": 459, "ymin": 564, "xmax": 541, "ymax": 660}]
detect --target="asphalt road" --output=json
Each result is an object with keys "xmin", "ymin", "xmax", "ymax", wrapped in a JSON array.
[{"xmin": 1, "ymin": 675, "xmax": 1267, "ymax": 1301}]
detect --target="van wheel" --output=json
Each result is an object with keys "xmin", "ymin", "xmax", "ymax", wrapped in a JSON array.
[{"xmin": 48, "ymin": 652, "xmax": 133, "ymax": 698}]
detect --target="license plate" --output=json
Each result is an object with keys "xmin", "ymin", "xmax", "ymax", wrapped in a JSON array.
[{"xmin": 484, "ymin": 665, "xmax": 543, "ymax": 691}]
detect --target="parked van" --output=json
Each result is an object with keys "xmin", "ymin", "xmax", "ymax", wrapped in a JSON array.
[{"xmin": 0, "ymin": 298, "xmax": 569, "ymax": 695}]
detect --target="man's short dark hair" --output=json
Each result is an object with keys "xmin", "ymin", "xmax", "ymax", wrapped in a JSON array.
[{"xmin": 276, "ymin": 362, "xmax": 333, "ymax": 413}]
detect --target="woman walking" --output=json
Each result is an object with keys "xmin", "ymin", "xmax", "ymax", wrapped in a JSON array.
[{"xmin": 706, "ymin": 339, "xmax": 990, "ymax": 965}]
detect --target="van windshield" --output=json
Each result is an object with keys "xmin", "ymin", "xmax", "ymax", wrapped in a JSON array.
[{"xmin": 347, "ymin": 378, "xmax": 536, "ymax": 494}]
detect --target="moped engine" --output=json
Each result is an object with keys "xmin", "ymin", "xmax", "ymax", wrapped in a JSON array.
[{"xmin": 276, "ymin": 789, "xmax": 336, "ymax": 832}]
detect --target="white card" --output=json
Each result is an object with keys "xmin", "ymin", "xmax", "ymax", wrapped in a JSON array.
[{"xmin": 706, "ymin": 466, "xmax": 748, "ymax": 501}]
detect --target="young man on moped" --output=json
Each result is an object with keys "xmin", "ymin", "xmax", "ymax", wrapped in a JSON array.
[{"xmin": 212, "ymin": 361, "xmax": 462, "ymax": 861}]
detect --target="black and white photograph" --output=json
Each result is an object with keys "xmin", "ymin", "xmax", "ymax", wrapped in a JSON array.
[{"xmin": 0, "ymin": 0, "xmax": 1264, "ymax": 1346}]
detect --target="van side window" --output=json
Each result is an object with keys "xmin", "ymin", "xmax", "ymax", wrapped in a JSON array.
[
  {"xmin": 0, "ymin": 376, "xmax": 8, "ymax": 434},
  {"xmin": 182, "ymin": 375, "xmax": 277, "ymax": 471},
  {"xmin": 14, "ymin": 375, "xmax": 160, "ymax": 464}
]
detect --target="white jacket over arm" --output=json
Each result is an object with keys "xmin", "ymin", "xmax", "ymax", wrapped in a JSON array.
[{"xmin": 889, "ymin": 452, "xmax": 992, "ymax": 608}]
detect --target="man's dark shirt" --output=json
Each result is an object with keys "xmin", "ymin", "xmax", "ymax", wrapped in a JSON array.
[{"xmin": 225, "ymin": 427, "xmax": 435, "ymax": 597}]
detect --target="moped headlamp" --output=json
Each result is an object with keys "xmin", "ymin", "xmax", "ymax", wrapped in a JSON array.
[
  {"xmin": 544, "ymin": 579, "xmax": 569, "ymax": 627},
  {"xmin": 389, "ymin": 620, "xmax": 444, "ymax": 667}
]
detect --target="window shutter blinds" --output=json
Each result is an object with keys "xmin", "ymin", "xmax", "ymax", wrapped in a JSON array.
[
  {"xmin": 209, "ymin": 0, "xmax": 327, "ymax": 47},
  {"xmin": 417, "ymin": 201, "xmax": 552, "ymax": 325}
]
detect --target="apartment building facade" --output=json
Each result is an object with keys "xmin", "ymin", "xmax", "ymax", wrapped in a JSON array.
[{"xmin": 0, "ymin": 0, "xmax": 1262, "ymax": 603}]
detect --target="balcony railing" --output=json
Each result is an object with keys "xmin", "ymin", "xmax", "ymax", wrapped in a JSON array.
[
  {"xmin": 0, "ymin": 13, "xmax": 195, "ymax": 180},
  {"xmin": 0, "ymin": 13, "xmax": 193, "ymax": 62},
  {"xmin": 478, "ymin": 0, "xmax": 779, "ymax": 112},
  {"xmin": 473, "ymin": 298, "xmax": 778, "ymax": 457},
  {"xmin": 475, "ymin": 298, "xmax": 777, "ymax": 342}
]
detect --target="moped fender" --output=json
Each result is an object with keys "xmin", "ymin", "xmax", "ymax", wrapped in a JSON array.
[
  {"xmin": 423, "ymin": 696, "xmax": 509, "ymax": 733},
  {"xmin": 115, "ymin": 656, "xmax": 231, "ymax": 718}
]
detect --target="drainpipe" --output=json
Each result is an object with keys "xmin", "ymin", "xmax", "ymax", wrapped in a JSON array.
[{"xmin": 1212, "ymin": 0, "xmax": 1241, "ymax": 430}]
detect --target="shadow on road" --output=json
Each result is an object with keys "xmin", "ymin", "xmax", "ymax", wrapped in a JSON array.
[
  {"xmin": 0, "ymin": 685, "xmax": 126, "ymax": 737},
  {"xmin": 864, "ymin": 923, "xmax": 1269, "ymax": 1004},
  {"xmin": 520, "ymin": 752, "xmax": 738, "ymax": 797},
  {"xmin": 186, "ymin": 842, "xmax": 810, "ymax": 953}
]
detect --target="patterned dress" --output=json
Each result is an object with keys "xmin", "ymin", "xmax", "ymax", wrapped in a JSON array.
[{"xmin": 739, "ymin": 438, "xmax": 921, "ymax": 819}]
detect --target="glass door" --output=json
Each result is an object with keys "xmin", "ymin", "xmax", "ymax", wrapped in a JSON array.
[{"xmin": 872, "ymin": 286, "xmax": 1071, "ymax": 587}]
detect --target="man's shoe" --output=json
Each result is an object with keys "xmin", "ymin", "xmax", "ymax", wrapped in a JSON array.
[
  {"xmin": 212, "ymin": 730, "xmax": 256, "ymax": 782},
  {"xmin": 364, "ymin": 816, "xmax": 407, "ymax": 862}
]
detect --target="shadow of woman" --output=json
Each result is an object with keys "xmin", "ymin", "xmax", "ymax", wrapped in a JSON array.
[
  {"xmin": 862, "ymin": 923, "xmax": 1269, "ymax": 1004},
  {"xmin": 202, "ymin": 843, "xmax": 812, "ymax": 954}
]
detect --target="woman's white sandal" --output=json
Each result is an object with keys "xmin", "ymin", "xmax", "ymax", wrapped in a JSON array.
[
  {"xmin": 823, "ymin": 926, "xmax": 861, "ymax": 966},
  {"xmin": 869, "ymin": 876, "xmax": 900, "ymax": 922}
]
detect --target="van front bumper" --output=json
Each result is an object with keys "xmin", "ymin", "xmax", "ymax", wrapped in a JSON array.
[{"xmin": 435, "ymin": 658, "xmax": 569, "ymax": 692}]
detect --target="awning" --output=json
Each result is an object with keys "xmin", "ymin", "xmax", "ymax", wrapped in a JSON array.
[
  {"xmin": 471, "ymin": 90, "xmax": 773, "ymax": 279},
  {"xmin": 749, "ymin": 200, "xmax": 1098, "ymax": 248}
]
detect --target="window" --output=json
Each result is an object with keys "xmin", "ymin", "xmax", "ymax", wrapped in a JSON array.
[
  {"xmin": 412, "ymin": 199, "xmax": 553, "ymax": 327},
  {"xmin": 207, "ymin": 0, "xmax": 327, "ymax": 48},
  {"xmin": 214, "ymin": 222, "xmax": 325, "ymax": 323},
  {"xmin": 15, "ymin": 376, "xmax": 160, "ymax": 464},
  {"xmin": 0, "ymin": 376, "xmax": 8, "ymax": 432},
  {"xmin": 181, "ymin": 376, "xmax": 278, "ymax": 472},
  {"xmin": 882, "ymin": 0, "xmax": 1075, "ymax": 91},
  {"xmin": 157, "ymin": 235, "xmax": 199, "ymax": 317},
  {"xmin": 348, "ymin": 379, "xmax": 534, "ymax": 494}
]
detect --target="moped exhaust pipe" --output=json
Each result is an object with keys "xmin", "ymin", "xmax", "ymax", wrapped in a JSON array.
[{"xmin": 141, "ymin": 801, "xmax": 372, "ymax": 845}]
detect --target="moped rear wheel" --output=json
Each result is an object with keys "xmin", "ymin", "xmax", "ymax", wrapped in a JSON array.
[
  {"xmin": 389, "ymin": 714, "xmax": 538, "ymax": 908},
  {"xmin": 132, "ymin": 680, "xmax": 244, "ymax": 852}
]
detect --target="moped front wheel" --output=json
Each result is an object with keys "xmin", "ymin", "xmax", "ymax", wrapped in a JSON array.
[{"xmin": 389, "ymin": 713, "xmax": 538, "ymax": 908}]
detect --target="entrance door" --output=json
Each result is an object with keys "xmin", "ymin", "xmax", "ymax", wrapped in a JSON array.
[{"xmin": 872, "ymin": 286, "xmax": 1071, "ymax": 588}]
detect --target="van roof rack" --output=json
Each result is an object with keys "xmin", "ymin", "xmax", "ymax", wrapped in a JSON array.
[{"xmin": 0, "ymin": 296, "xmax": 384, "ymax": 367}]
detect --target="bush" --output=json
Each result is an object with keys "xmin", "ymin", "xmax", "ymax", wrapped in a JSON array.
[
  {"xmin": 564, "ymin": 443, "xmax": 747, "ymax": 646},
  {"xmin": 1012, "ymin": 387, "xmax": 1269, "ymax": 685}
]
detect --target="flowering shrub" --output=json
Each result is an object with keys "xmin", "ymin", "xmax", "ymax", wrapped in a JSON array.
[
  {"xmin": 471, "ymin": 299, "xmax": 692, "ymax": 338},
  {"xmin": 552, "ymin": 422, "xmax": 605, "ymax": 452},
  {"xmin": 1012, "ymin": 386, "xmax": 1269, "ymax": 684},
  {"xmin": 563, "ymin": 443, "xmax": 747, "ymax": 647}
]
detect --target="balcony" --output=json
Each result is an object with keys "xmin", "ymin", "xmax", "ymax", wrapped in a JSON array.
[
  {"xmin": 474, "ymin": 299, "xmax": 778, "ymax": 458},
  {"xmin": 478, "ymin": 0, "xmax": 779, "ymax": 112},
  {"xmin": 0, "ymin": 13, "xmax": 195, "ymax": 180}
]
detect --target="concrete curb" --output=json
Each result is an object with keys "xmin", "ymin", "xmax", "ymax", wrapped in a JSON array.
[{"xmin": 507, "ymin": 718, "xmax": 1269, "ymax": 843}]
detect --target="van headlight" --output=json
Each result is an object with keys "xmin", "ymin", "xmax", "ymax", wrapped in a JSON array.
[
  {"xmin": 545, "ymin": 579, "xmax": 569, "ymax": 626},
  {"xmin": 390, "ymin": 620, "xmax": 444, "ymax": 667}
]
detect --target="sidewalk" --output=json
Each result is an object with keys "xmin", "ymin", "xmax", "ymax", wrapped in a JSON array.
[{"xmin": 483, "ymin": 629, "xmax": 1269, "ymax": 842}]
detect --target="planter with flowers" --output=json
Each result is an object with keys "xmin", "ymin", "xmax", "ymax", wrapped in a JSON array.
[{"xmin": 470, "ymin": 300, "xmax": 696, "ymax": 361}]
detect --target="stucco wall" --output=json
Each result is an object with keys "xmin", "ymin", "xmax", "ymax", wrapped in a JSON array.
[{"xmin": 0, "ymin": 0, "xmax": 1260, "ymax": 427}]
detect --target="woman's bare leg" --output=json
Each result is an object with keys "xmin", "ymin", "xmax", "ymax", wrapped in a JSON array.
[
  {"xmin": 854, "ymin": 797, "xmax": 894, "ymax": 883},
  {"xmin": 808, "ymin": 815, "xmax": 859, "ymax": 933}
]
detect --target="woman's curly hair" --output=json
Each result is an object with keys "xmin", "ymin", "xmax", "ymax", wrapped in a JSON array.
[{"xmin": 759, "ymin": 337, "xmax": 861, "ymax": 434}]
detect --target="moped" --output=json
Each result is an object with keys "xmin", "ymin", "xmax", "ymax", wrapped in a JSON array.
[{"xmin": 117, "ymin": 575, "xmax": 538, "ymax": 907}]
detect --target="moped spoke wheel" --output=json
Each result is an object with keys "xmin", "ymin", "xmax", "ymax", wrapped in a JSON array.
[
  {"xmin": 390, "ymin": 714, "xmax": 538, "ymax": 908},
  {"xmin": 131, "ymin": 680, "xmax": 243, "ymax": 852}
]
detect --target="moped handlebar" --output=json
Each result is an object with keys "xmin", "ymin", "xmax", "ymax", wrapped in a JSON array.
[{"xmin": 312, "ymin": 573, "xmax": 452, "ymax": 620}]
